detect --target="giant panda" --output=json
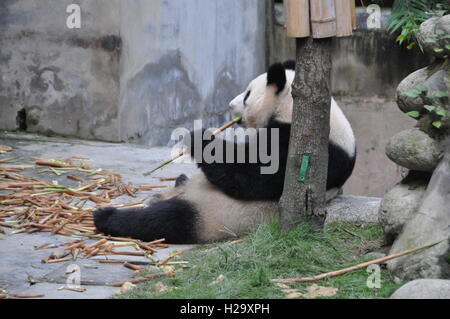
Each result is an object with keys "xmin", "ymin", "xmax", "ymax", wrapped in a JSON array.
[{"xmin": 94, "ymin": 61, "xmax": 356, "ymax": 244}]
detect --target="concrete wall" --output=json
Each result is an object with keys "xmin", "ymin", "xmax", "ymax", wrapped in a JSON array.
[
  {"xmin": 0, "ymin": 0, "xmax": 266, "ymax": 145},
  {"xmin": 268, "ymin": 5, "xmax": 431, "ymax": 98},
  {"xmin": 338, "ymin": 97, "xmax": 415, "ymax": 197},
  {"xmin": 0, "ymin": 0, "xmax": 121, "ymax": 141},
  {"xmin": 118, "ymin": 0, "xmax": 266, "ymax": 146}
]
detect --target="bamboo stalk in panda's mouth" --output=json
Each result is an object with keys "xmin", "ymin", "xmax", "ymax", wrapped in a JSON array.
[{"xmin": 143, "ymin": 117, "xmax": 241, "ymax": 176}]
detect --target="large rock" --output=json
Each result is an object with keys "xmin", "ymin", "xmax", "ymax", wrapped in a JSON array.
[
  {"xmin": 391, "ymin": 279, "xmax": 450, "ymax": 299},
  {"xmin": 397, "ymin": 63, "xmax": 449, "ymax": 115},
  {"xmin": 325, "ymin": 195, "xmax": 381, "ymax": 225},
  {"xmin": 386, "ymin": 128, "xmax": 442, "ymax": 172},
  {"xmin": 422, "ymin": 67, "xmax": 450, "ymax": 108},
  {"xmin": 416, "ymin": 16, "xmax": 447, "ymax": 59},
  {"xmin": 378, "ymin": 179, "xmax": 427, "ymax": 243},
  {"xmin": 387, "ymin": 140, "xmax": 450, "ymax": 279},
  {"xmin": 436, "ymin": 15, "xmax": 450, "ymax": 56},
  {"xmin": 396, "ymin": 67, "xmax": 430, "ymax": 114}
]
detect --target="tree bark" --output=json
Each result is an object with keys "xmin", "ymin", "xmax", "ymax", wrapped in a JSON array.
[{"xmin": 279, "ymin": 37, "xmax": 332, "ymax": 230}]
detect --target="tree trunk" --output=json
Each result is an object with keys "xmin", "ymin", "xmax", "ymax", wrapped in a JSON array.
[{"xmin": 279, "ymin": 37, "xmax": 332, "ymax": 230}]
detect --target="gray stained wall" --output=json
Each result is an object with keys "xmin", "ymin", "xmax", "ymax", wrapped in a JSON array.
[
  {"xmin": 119, "ymin": 0, "xmax": 266, "ymax": 146},
  {"xmin": 0, "ymin": 0, "xmax": 266, "ymax": 145},
  {"xmin": 0, "ymin": 0, "xmax": 122, "ymax": 141}
]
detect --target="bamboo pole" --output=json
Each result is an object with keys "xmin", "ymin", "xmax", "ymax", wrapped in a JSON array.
[
  {"xmin": 335, "ymin": 0, "xmax": 353, "ymax": 37},
  {"xmin": 284, "ymin": 0, "xmax": 310, "ymax": 38},
  {"xmin": 272, "ymin": 240, "xmax": 444, "ymax": 283},
  {"xmin": 350, "ymin": 0, "xmax": 356, "ymax": 30},
  {"xmin": 143, "ymin": 117, "xmax": 241, "ymax": 176},
  {"xmin": 310, "ymin": 0, "xmax": 337, "ymax": 38}
]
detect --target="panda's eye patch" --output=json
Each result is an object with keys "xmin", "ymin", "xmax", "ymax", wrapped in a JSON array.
[{"xmin": 244, "ymin": 90, "xmax": 251, "ymax": 104}]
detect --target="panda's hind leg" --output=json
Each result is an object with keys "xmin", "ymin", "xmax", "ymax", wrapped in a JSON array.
[{"xmin": 94, "ymin": 197, "xmax": 200, "ymax": 243}]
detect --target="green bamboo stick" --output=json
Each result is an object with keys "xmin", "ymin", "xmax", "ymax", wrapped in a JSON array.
[
  {"xmin": 272, "ymin": 239, "xmax": 446, "ymax": 283},
  {"xmin": 143, "ymin": 116, "xmax": 241, "ymax": 176}
]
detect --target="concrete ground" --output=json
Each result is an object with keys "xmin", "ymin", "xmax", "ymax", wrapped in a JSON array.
[{"xmin": 0, "ymin": 132, "xmax": 196, "ymax": 299}]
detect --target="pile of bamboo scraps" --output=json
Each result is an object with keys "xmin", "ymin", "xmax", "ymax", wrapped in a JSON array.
[
  {"xmin": 0, "ymin": 155, "xmax": 172, "ymax": 262},
  {"xmin": 0, "ymin": 156, "xmax": 166, "ymax": 237},
  {"xmin": 0, "ymin": 153, "xmax": 184, "ymax": 298}
]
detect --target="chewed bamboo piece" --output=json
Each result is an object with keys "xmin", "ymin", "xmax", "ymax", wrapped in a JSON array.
[
  {"xmin": 143, "ymin": 116, "xmax": 241, "ymax": 176},
  {"xmin": 271, "ymin": 240, "xmax": 444, "ymax": 283}
]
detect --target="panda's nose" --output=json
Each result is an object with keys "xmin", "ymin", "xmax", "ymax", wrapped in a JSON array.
[
  {"xmin": 229, "ymin": 95, "xmax": 241, "ymax": 110},
  {"xmin": 229, "ymin": 101, "xmax": 236, "ymax": 112}
]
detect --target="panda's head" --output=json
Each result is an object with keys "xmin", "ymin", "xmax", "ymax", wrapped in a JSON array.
[{"xmin": 229, "ymin": 61, "xmax": 296, "ymax": 128}]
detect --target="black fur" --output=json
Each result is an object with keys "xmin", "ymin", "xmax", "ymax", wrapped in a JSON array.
[
  {"xmin": 94, "ymin": 198, "xmax": 200, "ymax": 244},
  {"xmin": 175, "ymin": 174, "xmax": 189, "ymax": 187},
  {"xmin": 266, "ymin": 63, "xmax": 287, "ymax": 94},
  {"xmin": 188, "ymin": 117, "xmax": 355, "ymax": 200},
  {"xmin": 283, "ymin": 60, "xmax": 296, "ymax": 71},
  {"xmin": 327, "ymin": 142, "xmax": 356, "ymax": 190},
  {"xmin": 188, "ymin": 118, "xmax": 290, "ymax": 200}
]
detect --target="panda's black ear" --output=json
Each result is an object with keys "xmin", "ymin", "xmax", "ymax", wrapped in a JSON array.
[
  {"xmin": 267, "ymin": 62, "xmax": 286, "ymax": 94},
  {"xmin": 283, "ymin": 60, "xmax": 296, "ymax": 71}
]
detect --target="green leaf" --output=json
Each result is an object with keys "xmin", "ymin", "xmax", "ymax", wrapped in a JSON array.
[
  {"xmin": 423, "ymin": 105, "xmax": 435, "ymax": 112},
  {"xmin": 434, "ymin": 48, "xmax": 444, "ymax": 53},
  {"xmin": 432, "ymin": 121, "xmax": 442, "ymax": 129},
  {"xmin": 436, "ymin": 109, "xmax": 447, "ymax": 117},
  {"xmin": 406, "ymin": 89, "xmax": 421, "ymax": 98},
  {"xmin": 406, "ymin": 111, "xmax": 420, "ymax": 118},
  {"xmin": 396, "ymin": 34, "xmax": 407, "ymax": 42},
  {"xmin": 434, "ymin": 91, "xmax": 449, "ymax": 98},
  {"xmin": 446, "ymin": 45, "xmax": 450, "ymax": 50},
  {"xmin": 415, "ymin": 85, "xmax": 427, "ymax": 92},
  {"xmin": 425, "ymin": 38, "xmax": 438, "ymax": 44},
  {"xmin": 407, "ymin": 42, "xmax": 416, "ymax": 50}
]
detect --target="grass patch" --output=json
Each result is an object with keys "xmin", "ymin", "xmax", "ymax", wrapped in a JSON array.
[{"xmin": 116, "ymin": 221, "xmax": 403, "ymax": 299}]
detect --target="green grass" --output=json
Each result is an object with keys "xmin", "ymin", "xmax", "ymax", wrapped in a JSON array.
[{"xmin": 116, "ymin": 222, "xmax": 403, "ymax": 299}]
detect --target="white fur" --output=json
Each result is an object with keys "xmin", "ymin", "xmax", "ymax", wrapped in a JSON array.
[
  {"xmin": 230, "ymin": 69, "xmax": 355, "ymax": 157},
  {"xmin": 158, "ymin": 170, "xmax": 341, "ymax": 242},
  {"xmin": 330, "ymin": 98, "xmax": 356, "ymax": 157},
  {"xmin": 180, "ymin": 170, "xmax": 279, "ymax": 242}
]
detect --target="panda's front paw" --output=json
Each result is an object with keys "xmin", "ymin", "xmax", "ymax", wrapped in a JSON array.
[
  {"xmin": 93, "ymin": 207, "xmax": 118, "ymax": 234},
  {"xmin": 175, "ymin": 174, "xmax": 189, "ymax": 187}
]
